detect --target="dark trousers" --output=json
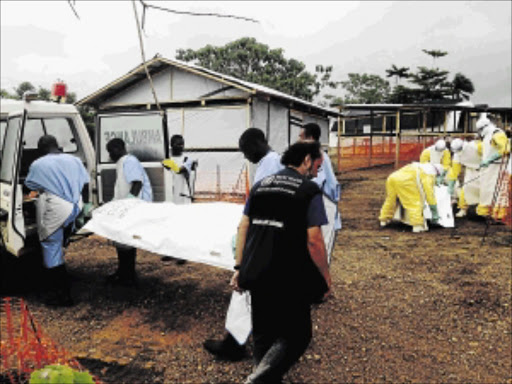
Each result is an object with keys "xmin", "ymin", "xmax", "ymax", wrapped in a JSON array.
[
  {"xmin": 248, "ymin": 288, "xmax": 312, "ymax": 384},
  {"xmin": 115, "ymin": 245, "xmax": 137, "ymax": 279}
]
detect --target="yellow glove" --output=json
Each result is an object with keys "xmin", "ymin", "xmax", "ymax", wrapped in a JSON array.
[{"xmin": 162, "ymin": 159, "xmax": 180, "ymax": 173}]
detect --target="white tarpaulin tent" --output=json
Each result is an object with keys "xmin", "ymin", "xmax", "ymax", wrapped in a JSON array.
[{"xmin": 83, "ymin": 195, "xmax": 338, "ymax": 270}]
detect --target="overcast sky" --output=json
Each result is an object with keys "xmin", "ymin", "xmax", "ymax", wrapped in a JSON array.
[{"xmin": 1, "ymin": 1, "xmax": 511, "ymax": 107}]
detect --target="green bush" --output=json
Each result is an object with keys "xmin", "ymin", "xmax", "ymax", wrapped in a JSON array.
[{"xmin": 29, "ymin": 364, "xmax": 94, "ymax": 384}]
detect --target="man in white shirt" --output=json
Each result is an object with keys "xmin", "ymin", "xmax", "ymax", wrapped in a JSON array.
[{"xmin": 105, "ymin": 138, "xmax": 153, "ymax": 287}]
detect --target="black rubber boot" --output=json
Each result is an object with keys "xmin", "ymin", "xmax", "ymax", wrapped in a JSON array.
[
  {"xmin": 107, "ymin": 247, "xmax": 138, "ymax": 287},
  {"xmin": 45, "ymin": 265, "xmax": 74, "ymax": 307},
  {"xmin": 203, "ymin": 333, "xmax": 247, "ymax": 361}
]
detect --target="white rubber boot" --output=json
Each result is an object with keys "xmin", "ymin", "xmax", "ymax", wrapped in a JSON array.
[
  {"xmin": 412, "ymin": 225, "xmax": 426, "ymax": 233},
  {"xmin": 380, "ymin": 220, "xmax": 390, "ymax": 227},
  {"xmin": 455, "ymin": 209, "xmax": 467, "ymax": 218}
]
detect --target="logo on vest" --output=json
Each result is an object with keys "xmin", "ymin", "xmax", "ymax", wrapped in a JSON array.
[{"xmin": 261, "ymin": 175, "xmax": 275, "ymax": 186}]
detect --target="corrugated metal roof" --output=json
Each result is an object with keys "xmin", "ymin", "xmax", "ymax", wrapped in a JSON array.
[{"xmin": 76, "ymin": 56, "xmax": 339, "ymax": 116}]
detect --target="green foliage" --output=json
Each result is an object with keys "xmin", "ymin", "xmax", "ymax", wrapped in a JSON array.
[
  {"xmin": 176, "ymin": 37, "xmax": 332, "ymax": 101},
  {"xmin": 13, "ymin": 81, "xmax": 36, "ymax": 99},
  {"xmin": 422, "ymin": 49, "xmax": 448, "ymax": 68},
  {"xmin": 451, "ymin": 72, "xmax": 475, "ymax": 101},
  {"xmin": 339, "ymin": 73, "xmax": 390, "ymax": 104},
  {"xmin": 29, "ymin": 364, "xmax": 94, "ymax": 384},
  {"xmin": 1, "ymin": 88, "xmax": 15, "ymax": 99},
  {"xmin": 408, "ymin": 66, "xmax": 450, "ymax": 100},
  {"xmin": 37, "ymin": 86, "xmax": 51, "ymax": 101},
  {"xmin": 385, "ymin": 64, "xmax": 410, "ymax": 85}
]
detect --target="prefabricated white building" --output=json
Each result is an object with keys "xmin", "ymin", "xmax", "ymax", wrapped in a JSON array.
[{"xmin": 77, "ymin": 56, "xmax": 338, "ymax": 202}]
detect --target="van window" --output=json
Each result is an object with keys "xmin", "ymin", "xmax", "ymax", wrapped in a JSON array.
[
  {"xmin": 45, "ymin": 118, "xmax": 78, "ymax": 152},
  {"xmin": 0, "ymin": 117, "xmax": 21, "ymax": 183},
  {"xmin": 23, "ymin": 119, "xmax": 45, "ymax": 148},
  {"xmin": 99, "ymin": 113, "xmax": 164, "ymax": 163}
]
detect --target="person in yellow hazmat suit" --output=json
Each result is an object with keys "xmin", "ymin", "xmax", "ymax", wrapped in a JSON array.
[
  {"xmin": 475, "ymin": 116, "xmax": 510, "ymax": 217},
  {"xmin": 446, "ymin": 138, "xmax": 483, "ymax": 218},
  {"xmin": 379, "ymin": 162, "xmax": 444, "ymax": 233},
  {"xmin": 420, "ymin": 139, "xmax": 452, "ymax": 175}
]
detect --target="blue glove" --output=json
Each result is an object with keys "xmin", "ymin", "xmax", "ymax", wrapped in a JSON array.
[
  {"xmin": 127, "ymin": 193, "xmax": 137, "ymax": 199},
  {"xmin": 447, "ymin": 180, "xmax": 456, "ymax": 195},
  {"xmin": 429, "ymin": 204, "xmax": 440, "ymax": 223}
]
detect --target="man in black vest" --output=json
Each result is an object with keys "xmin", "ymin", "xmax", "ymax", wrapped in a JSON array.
[{"xmin": 231, "ymin": 141, "xmax": 332, "ymax": 384}]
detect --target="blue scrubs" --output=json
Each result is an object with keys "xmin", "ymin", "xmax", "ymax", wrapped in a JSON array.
[
  {"xmin": 254, "ymin": 151, "xmax": 284, "ymax": 184},
  {"xmin": 25, "ymin": 153, "xmax": 89, "ymax": 268},
  {"xmin": 314, "ymin": 152, "xmax": 341, "ymax": 230}
]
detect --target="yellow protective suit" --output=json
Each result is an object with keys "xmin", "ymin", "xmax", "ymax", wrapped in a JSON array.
[
  {"xmin": 379, "ymin": 163, "xmax": 436, "ymax": 226},
  {"xmin": 420, "ymin": 146, "xmax": 451, "ymax": 171},
  {"xmin": 476, "ymin": 130, "xmax": 510, "ymax": 216}
]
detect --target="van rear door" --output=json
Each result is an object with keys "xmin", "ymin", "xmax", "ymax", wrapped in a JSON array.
[
  {"xmin": 0, "ymin": 110, "xmax": 27, "ymax": 255},
  {"xmin": 95, "ymin": 112, "xmax": 168, "ymax": 203}
]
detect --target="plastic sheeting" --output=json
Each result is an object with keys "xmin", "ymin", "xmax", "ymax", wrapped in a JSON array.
[
  {"xmin": 84, "ymin": 199, "xmax": 243, "ymax": 270},
  {"xmin": 84, "ymin": 195, "xmax": 338, "ymax": 270}
]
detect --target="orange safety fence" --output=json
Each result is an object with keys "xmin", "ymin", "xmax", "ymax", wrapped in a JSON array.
[
  {"xmin": 333, "ymin": 135, "xmax": 437, "ymax": 172},
  {"xmin": 0, "ymin": 297, "xmax": 102, "ymax": 384},
  {"xmin": 190, "ymin": 167, "xmax": 249, "ymax": 204}
]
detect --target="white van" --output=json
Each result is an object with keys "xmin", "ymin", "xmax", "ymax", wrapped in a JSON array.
[{"xmin": 0, "ymin": 95, "xmax": 96, "ymax": 257}]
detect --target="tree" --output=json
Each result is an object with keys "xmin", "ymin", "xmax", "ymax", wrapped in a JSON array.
[
  {"xmin": 408, "ymin": 66, "xmax": 450, "ymax": 100},
  {"xmin": 1, "ymin": 89, "xmax": 15, "ymax": 99},
  {"xmin": 422, "ymin": 49, "xmax": 448, "ymax": 68},
  {"xmin": 339, "ymin": 73, "xmax": 390, "ymax": 104},
  {"xmin": 13, "ymin": 81, "xmax": 36, "ymax": 99},
  {"xmin": 176, "ymin": 37, "xmax": 330, "ymax": 101},
  {"xmin": 451, "ymin": 73, "xmax": 475, "ymax": 101},
  {"xmin": 37, "ymin": 86, "xmax": 51, "ymax": 101},
  {"xmin": 385, "ymin": 64, "xmax": 410, "ymax": 85}
]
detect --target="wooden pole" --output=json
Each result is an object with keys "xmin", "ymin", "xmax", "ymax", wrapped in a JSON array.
[
  {"xmin": 443, "ymin": 111, "xmax": 448, "ymax": 135},
  {"xmin": 369, "ymin": 110, "xmax": 374, "ymax": 167},
  {"xmin": 337, "ymin": 114, "xmax": 342, "ymax": 173},
  {"xmin": 395, "ymin": 110, "xmax": 401, "ymax": 169},
  {"xmin": 422, "ymin": 110, "xmax": 427, "ymax": 149}
]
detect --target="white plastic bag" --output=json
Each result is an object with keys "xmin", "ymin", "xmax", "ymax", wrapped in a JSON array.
[
  {"xmin": 434, "ymin": 185, "xmax": 455, "ymax": 228},
  {"xmin": 225, "ymin": 291, "xmax": 252, "ymax": 345}
]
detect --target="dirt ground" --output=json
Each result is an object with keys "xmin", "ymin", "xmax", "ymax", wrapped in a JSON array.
[{"xmin": 3, "ymin": 165, "xmax": 512, "ymax": 383}]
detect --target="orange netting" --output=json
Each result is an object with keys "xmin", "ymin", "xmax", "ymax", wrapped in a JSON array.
[
  {"xmin": 193, "ymin": 167, "xmax": 249, "ymax": 204},
  {"xmin": 0, "ymin": 297, "xmax": 102, "ymax": 384},
  {"xmin": 333, "ymin": 136, "xmax": 437, "ymax": 172}
]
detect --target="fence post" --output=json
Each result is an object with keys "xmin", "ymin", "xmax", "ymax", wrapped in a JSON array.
[
  {"xmin": 422, "ymin": 110, "xmax": 427, "ymax": 149},
  {"xmin": 337, "ymin": 115, "xmax": 342, "ymax": 173},
  {"xmin": 395, "ymin": 110, "xmax": 401, "ymax": 169},
  {"xmin": 369, "ymin": 110, "xmax": 374, "ymax": 167},
  {"xmin": 216, "ymin": 165, "xmax": 221, "ymax": 200}
]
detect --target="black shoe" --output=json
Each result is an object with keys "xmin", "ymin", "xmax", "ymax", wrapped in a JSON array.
[
  {"xmin": 203, "ymin": 335, "xmax": 246, "ymax": 361},
  {"xmin": 105, "ymin": 271, "xmax": 138, "ymax": 288},
  {"xmin": 45, "ymin": 290, "xmax": 74, "ymax": 307}
]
